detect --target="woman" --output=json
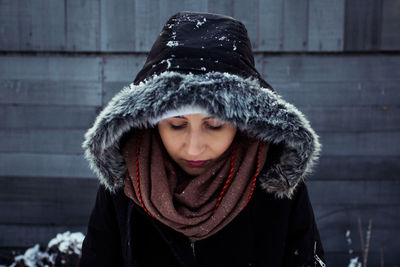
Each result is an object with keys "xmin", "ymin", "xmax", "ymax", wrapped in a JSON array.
[{"xmin": 79, "ymin": 11, "xmax": 326, "ymax": 267}]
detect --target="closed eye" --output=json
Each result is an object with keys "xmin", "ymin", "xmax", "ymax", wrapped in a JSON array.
[
  {"xmin": 170, "ymin": 123, "xmax": 187, "ymax": 129},
  {"xmin": 206, "ymin": 124, "xmax": 223, "ymax": 130}
]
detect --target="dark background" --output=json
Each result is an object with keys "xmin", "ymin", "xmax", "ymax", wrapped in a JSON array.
[{"xmin": 0, "ymin": 0, "xmax": 399, "ymax": 266}]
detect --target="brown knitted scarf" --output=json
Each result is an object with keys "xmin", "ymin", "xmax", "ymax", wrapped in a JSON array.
[{"xmin": 122, "ymin": 128, "xmax": 269, "ymax": 242}]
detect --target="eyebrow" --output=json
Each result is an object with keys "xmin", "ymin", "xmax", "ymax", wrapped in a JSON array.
[{"xmin": 203, "ymin": 116, "xmax": 216, "ymax": 120}]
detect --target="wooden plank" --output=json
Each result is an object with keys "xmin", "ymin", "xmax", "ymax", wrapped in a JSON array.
[
  {"xmin": 0, "ymin": 56, "xmax": 102, "ymax": 81},
  {"xmin": 282, "ymin": 0, "xmax": 308, "ymax": 51},
  {"xmin": 314, "ymin": 205, "xmax": 400, "ymax": 237},
  {"xmin": 29, "ymin": 0, "xmax": 66, "ymax": 51},
  {"xmin": 381, "ymin": 0, "xmax": 400, "ymax": 50},
  {"xmin": 308, "ymin": 0, "xmax": 345, "ymax": 51},
  {"xmin": 307, "ymin": 180, "xmax": 400, "ymax": 206},
  {"xmin": 0, "ymin": 153, "xmax": 95, "ymax": 178},
  {"xmin": 10, "ymin": 0, "xmax": 65, "ymax": 51},
  {"xmin": 66, "ymin": 0, "xmax": 100, "ymax": 51},
  {"xmin": 103, "ymin": 55, "xmax": 148, "ymax": 82},
  {"xmin": 0, "ymin": 0, "xmax": 19, "ymax": 50},
  {"xmin": 0, "ymin": 176, "xmax": 98, "ymax": 225},
  {"xmin": 262, "ymin": 55, "xmax": 400, "ymax": 82},
  {"xmin": 0, "ymin": 225, "xmax": 87, "ymax": 248},
  {"xmin": 0, "ymin": 81, "xmax": 102, "ymax": 106},
  {"xmin": 184, "ymin": 0, "xmax": 208, "ymax": 12},
  {"xmin": 272, "ymin": 81, "xmax": 400, "ymax": 107},
  {"xmin": 233, "ymin": 0, "xmax": 259, "ymax": 49},
  {"xmin": 318, "ymin": 132, "xmax": 400, "ymax": 156},
  {"xmin": 0, "ymin": 129, "xmax": 86, "ymax": 154},
  {"xmin": 313, "ymin": 155, "xmax": 400, "ymax": 180},
  {"xmin": 0, "ymin": 105, "xmax": 98, "ymax": 129},
  {"xmin": 0, "ymin": 201, "xmax": 93, "ymax": 226},
  {"xmin": 100, "ymin": 0, "xmax": 136, "ymax": 51},
  {"xmin": 300, "ymin": 106, "xmax": 400, "ymax": 132},
  {"xmin": 134, "ymin": 0, "xmax": 161, "ymax": 52},
  {"xmin": 207, "ymin": 0, "xmax": 233, "ymax": 16},
  {"xmin": 0, "ymin": 0, "xmax": 100, "ymax": 52},
  {"xmin": 258, "ymin": 0, "xmax": 283, "ymax": 51},
  {"xmin": 344, "ymin": 0, "xmax": 382, "ymax": 51},
  {"xmin": 0, "ymin": 176, "xmax": 97, "ymax": 202}
]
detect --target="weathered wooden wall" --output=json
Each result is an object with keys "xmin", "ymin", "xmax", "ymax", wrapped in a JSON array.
[
  {"xmin": 0, "ymin": 0, "xmax": 399, "ymax": 265},
  {"xmin": 1, "ymin": 0, "xmax": 399, "ymax": 52}
]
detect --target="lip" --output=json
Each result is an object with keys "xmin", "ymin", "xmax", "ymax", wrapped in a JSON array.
[{"xmin": 186, "ymin": 160, "xmax": 209, "ymax": 167}]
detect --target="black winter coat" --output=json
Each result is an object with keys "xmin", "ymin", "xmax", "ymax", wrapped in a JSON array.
[
  {"xmin": 79, "ymin": 181, "xmax": 325, "ymax": 267},
  {"xmin": 80, "ymin": 11, "xmax": 326, "ymax": 267}
]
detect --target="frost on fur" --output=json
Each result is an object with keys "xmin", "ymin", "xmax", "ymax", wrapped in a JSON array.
[{"xmin": 82, "ymin": 71, "xmax": 321, "ymax": 198}]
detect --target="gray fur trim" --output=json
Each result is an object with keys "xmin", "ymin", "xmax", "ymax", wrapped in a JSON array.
[{"xmin": 82, "ymin": 71, "xmax": 321, "ymax": 199}]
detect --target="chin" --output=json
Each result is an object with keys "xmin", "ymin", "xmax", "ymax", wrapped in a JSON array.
[
  {"xmin": 187, "ymin": 170, "xmax": 204, "ymax": 176},
  {"xmin": 182, "ymin": 167, "xmax": 205, "ymax": 176}
]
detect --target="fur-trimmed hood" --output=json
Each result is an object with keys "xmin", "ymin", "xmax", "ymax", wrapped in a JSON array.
[
  {"xmin": 82, "ymin": 12, "xmax": 321, "ymax": 199},
  {"xmin": 83, "ymin": 72, "xmax": 321, "ymax": 199}
]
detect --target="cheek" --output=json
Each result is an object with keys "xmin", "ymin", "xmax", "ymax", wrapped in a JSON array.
[
  {"xmin": 210, "ymin": 128, "xmax": 237, "ymax": 155},
  {"xmin": 158, "ymin": 129, "xmax": 182, "ymax": 157}
]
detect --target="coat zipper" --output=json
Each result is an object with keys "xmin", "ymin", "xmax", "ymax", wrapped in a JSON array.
[
  {"xmin": 314, "ymin": 241, "xmax": 326, "ymax": 267},
  {"xmin": 190, "ymin": 241, "xmax": 196, "ymax": 258}
]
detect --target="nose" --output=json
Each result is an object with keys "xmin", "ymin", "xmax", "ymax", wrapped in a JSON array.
[{"xmin": 186, "ymin": 130, "xmax": 205, "ymax": 157}]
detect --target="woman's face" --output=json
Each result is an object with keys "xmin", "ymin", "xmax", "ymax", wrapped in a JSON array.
[{"xmin": 157, "ymin": 114, "xmax": 237, "ymax": 176}]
